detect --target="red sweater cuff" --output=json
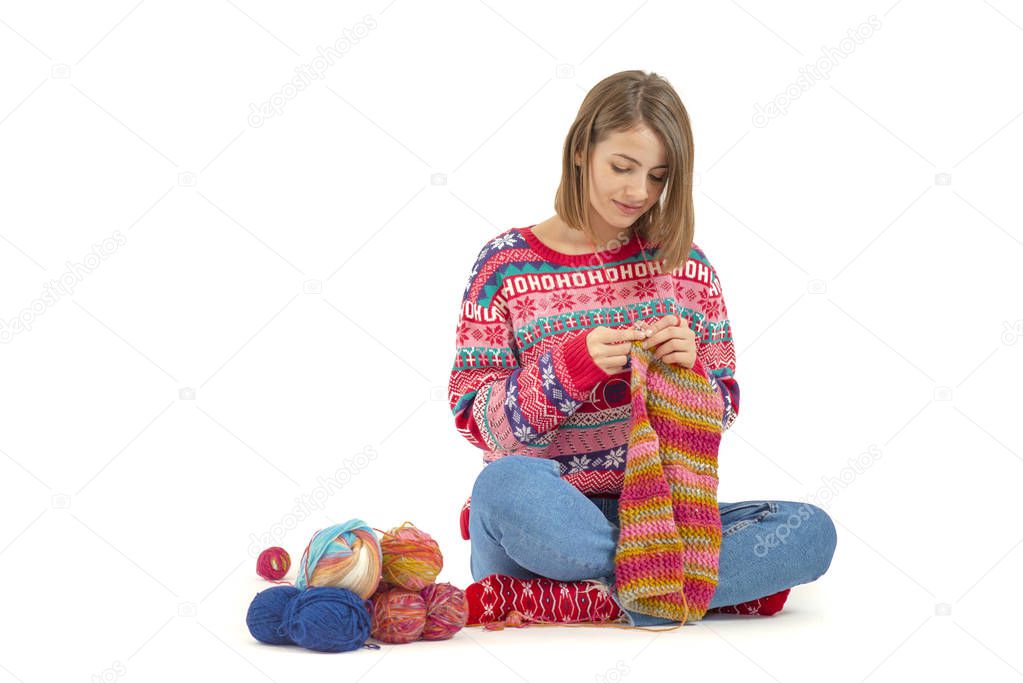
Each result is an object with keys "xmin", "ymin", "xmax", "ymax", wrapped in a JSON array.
[{"xmin": 558, "ymin": 329, "xmax": 608, "ymax": 400}]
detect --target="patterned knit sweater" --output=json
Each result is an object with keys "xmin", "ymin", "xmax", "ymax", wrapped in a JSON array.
[{"xmin": 447, "ymin": 224, "xmax": 739, "ymax": 497}]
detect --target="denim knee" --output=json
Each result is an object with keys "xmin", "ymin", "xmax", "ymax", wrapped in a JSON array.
[
  {"xmin": 471, "ymin": 455, "xmax": 554, "ymax": 513},
  {"xmin": 811, "ymin": 505, "xmax": 838, "ymax": 579},
  {"xmin": 795, "ymin": 502, "xmax": 837, "ymax": 580},
  {"xmin": 764, "ymin": 501, "xmax": 837, "ymax": 581}
]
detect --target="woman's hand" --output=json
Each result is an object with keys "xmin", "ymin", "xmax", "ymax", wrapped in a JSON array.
[
  {"xmin": 633, "ymin": 315, "xmax": 698, "ymax": 369},
  {"xmin": 585, "ymin": 326, "xmax": 650, "ymax": 375}
]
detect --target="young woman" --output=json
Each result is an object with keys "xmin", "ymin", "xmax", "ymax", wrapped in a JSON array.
[{"xmin": 446, "ymin": 70, "xmax": 837, "ymax": 628}]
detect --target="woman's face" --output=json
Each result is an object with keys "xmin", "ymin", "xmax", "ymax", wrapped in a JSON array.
[{"xmin": 576, "ymin": 125, "xmax": 669, "ymax": 233}]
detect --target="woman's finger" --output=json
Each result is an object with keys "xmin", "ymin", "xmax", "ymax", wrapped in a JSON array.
[
  {"xmin": 643, "ymin": 322, "xmax": 684, "ymax": 350},
  {"xmin": 635, "ymin": 314, "xmax": 676, "ymax": 334},
  {"xmin": 605, "ymin": 327, "xmax": 648, "ymax": 344},
  {"xmin": 652, "ymin": 338, "xmax": 679, "ymax": 360},
  {"xmin": 659, "ymin": 350, "xmax": 695, "ymax": 369},
  {"xmin": 653, "ymin": 338, "xmax": 695, "ymax": 361}
]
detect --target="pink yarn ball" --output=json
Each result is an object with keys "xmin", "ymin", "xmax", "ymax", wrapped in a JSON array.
[
  {"xmin": 256, "ymin": 547, "xmax": 291, "ymax": 581},
  {"xmin": 370, "ymin": 588, "xmax": 426, "ymax": 644},
  {"xmin": 420, "ymin": 582, "xmax": 468, "ymax": 640}
]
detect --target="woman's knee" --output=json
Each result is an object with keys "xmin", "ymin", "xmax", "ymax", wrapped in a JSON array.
[
  {"xmin": 471, "ymin": 455, "xmax": 554, "ymax": 511},
  {"xmin": 769, "ymin": 501, "xmax": 837, "ymax": 580},
  {"xmin": 812, "ymin": 506, "xmax": 838, "ymax": 578}
]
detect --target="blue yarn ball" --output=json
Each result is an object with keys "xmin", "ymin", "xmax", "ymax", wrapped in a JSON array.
[
  {"xmin": 247, "ymin": 585, "xmax": 374, "ymax": 653},
  {"xmin": 281, "ymin": 587, "xmax": 373, "ymax": 653},
  {"xmin": 247, "ymin": 585, "xmax": 300, "ymax": 645}
]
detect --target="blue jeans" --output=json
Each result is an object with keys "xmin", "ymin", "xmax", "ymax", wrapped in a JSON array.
[{"xmin": 469, "ymin": 455, "xmax": 838, "ymax": 627}]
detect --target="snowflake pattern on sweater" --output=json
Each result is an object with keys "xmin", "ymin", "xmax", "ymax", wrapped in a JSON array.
[{"xmin": 447, "ymin": 225, "xmax": 739, "ymax": 496}]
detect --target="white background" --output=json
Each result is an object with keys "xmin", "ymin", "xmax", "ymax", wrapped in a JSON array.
[{"xmin": 1, "ymin": 0, "xmax": 1020, "ymax": 680}]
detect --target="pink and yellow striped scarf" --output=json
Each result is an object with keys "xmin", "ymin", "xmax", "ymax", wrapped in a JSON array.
[{"xmin": 614, "ymin": 339, "xmax": 724, "ymax": 622}]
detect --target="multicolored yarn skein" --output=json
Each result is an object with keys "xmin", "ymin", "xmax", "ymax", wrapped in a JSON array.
[
  {"xmin": 419, "ymin": 582, "xmax": 468, "ymax": 640},
  {"xmin": 374, "ymin": 521, "xmax": 442, "ymax": 591},
  {"xmin": 295, "ymin": 519, "xmax": 383, "ymax": 599},
  {"xmin": 370, "ymin": 586, "xmax": 426, "ymax": 644},
  {"xmin": 360, "ymin": 522, "xmax": 467, "ymax": 644},
  {"xmin": 369, "ymin": 581, "xmax": 467, "ymax": 644}
]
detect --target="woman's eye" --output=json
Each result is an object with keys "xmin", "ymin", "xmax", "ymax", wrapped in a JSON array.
[{"xmin": 613, "ymin": 164, "xmax": 666, "ymax": 183}]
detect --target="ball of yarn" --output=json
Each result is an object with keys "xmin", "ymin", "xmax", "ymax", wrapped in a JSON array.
[
  {"xmin": 256, "ymin": 547, "xmax": 291, "ymax": 581},
  {"xmin": 379, "ymin": 521, "xmax": 442, "ymax": 591},
  {"xmin": 247, "ymin": 585, "xmax": 299, "ymax": 645},
  {"xmin": 420, "ymin": 582, "xmax": 468, "ymax": 640},
  {"xmin": 370, "ymin": 588, "xmax": 426, "ymax": 644},
  {"xmin": 372, "ymin": 580, "xmax": 394, "ymax": 598},
  {"xmin": 246, "ymin": 585, "xmax": 374, "ymax": 653},
  {"xmin": 295, "ymin": 519, "xmax": 382, "ymax": 599},
  {"xmin": 282, "ymin": 587, "xmax": 373, "ymax": 652}
]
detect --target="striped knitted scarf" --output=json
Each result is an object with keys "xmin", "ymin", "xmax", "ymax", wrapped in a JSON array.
[{"xmin": 614, "ymin": 339, "xmax": 724, "ymax": 623}]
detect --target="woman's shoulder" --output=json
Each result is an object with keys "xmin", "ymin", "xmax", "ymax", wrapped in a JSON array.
[
  {"xmin": 688, "ymin": 241, "xmax": 711, "ymax": 266},
  {"xmin": 651, "ymin": 240, "xmax": 711, "ymax": 274},
  {"xmin": 682, "ymin": 241, "xmax": 729, "ymax": 299},
  {"xmin": 464, "ymin": 227, "xmax": 531, "ymax": 282},
  {"xmin": 471, "ymin": 225, "xmax": 530, "ymax": 259},
  {"xmin": 685, "ymin": 241, "xmax": 729, "ymax": 279},
  {"xmin": 460, "ymin": 225, "xmax": 532, "ymax": 304}
]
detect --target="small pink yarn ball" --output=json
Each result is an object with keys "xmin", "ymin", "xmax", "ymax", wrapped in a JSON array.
[
  {"xmin": 370, "ymin": 588, "xmax": 426, "ymax": 644},
  {"xmin": 256, "ymin": 547, "xmax": 291, "ymax": 581},
  {"xmin": 420, "ymin": 582, "xmax": 467, "ymax": 640}
]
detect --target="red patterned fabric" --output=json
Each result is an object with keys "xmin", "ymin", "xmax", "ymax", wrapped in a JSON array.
[
  {"xmin": 465, "ymin": 573, "xmax": 624, "ymax": 627},
  {"xmin": 707, "ymin": 588, "xmax": 790, "ymax": 616}
]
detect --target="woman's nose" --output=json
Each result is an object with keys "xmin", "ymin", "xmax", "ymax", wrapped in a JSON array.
[{"xmin": 625, "ymin": 177, "xmax": 648, "ymax": 203}]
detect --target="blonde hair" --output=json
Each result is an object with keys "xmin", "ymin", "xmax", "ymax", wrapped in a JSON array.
[{"xmin": 554, "ymin": 69, "xmax": 695, "ymax": 273}]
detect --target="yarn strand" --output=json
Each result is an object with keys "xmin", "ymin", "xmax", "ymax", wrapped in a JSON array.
[{"xmin": 464, "ymin": 615, "xmax": 686, "ymax": 632}]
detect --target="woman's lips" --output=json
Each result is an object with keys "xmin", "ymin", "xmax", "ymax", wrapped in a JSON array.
[{"xmin": 614, "ymin": 200, "xmax": 642, "ymax": 215}]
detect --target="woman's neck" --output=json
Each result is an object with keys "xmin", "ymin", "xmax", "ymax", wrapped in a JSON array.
[{"xmin": 540, "ymin": 214, "xmax": 635, "ymax": 254}]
